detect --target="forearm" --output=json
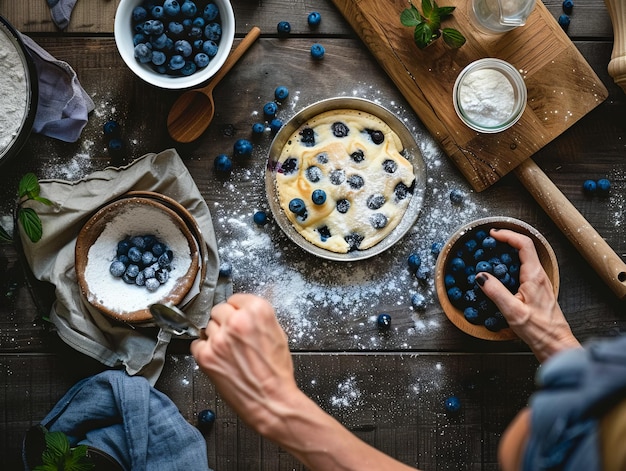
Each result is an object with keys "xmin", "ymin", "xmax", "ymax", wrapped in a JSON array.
[{"xmin": 263, "ymin": 390, "xmax": 419, "ymax": 471}]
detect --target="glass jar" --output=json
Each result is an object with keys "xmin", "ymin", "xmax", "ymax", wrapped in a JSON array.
[{"xmin": 453, "ymin": 58, "xmax": 527, "ymax": 133}]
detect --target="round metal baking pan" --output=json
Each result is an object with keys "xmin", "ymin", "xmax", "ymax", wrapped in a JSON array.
[{"xmin": 265, "ymin": 97, "xmax": 427, "ymax": 261}]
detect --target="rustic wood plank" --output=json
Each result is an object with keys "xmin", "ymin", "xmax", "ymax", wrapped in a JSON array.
[{"xmin": 0, "ymin": 352, "xmax": 539, "ymax": 470}]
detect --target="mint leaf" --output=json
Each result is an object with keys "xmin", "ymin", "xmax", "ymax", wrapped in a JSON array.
[
  {"xmin": 19, "ymin": 207, "xmax": 43, "ymax": 243},
  {"xmin": 442, "ymin": 28, "xmax": 466, "ymax": 48},
  {"xmin": 18, "ymin": 173, "xmax": 40, "ymax": 199}
]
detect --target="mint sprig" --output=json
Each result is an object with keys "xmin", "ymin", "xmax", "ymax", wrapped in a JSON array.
[{"xmin": 401, "ymin": 0, "xmax": 466, "ymax": 49}]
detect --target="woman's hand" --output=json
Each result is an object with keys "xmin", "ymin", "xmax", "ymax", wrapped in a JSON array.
[{"xmin": 476, "ymin": 229, "xmax": 581, "ymax": 362}]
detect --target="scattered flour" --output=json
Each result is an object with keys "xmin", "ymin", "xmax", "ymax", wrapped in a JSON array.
[{"xmin": 84, "ymin": 204, "xmax": 192, "ymax": 312}]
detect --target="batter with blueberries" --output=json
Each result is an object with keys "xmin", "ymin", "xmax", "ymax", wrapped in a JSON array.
[{"xmin": 275, "ymin": 109, "xmax": 416, "ymax": 253}]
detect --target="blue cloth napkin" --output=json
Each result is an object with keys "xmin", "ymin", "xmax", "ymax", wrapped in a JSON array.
[
  {"xmin": 47, "ymin": 0, "xmax": 77, "ymax": 30},
  {"xmin": 39, "ymin": 370, "xmax": 212, "ymax": 471},
  {"xmin": 20, "ymin": 34, "xmax": 94, "ymax": 143}
]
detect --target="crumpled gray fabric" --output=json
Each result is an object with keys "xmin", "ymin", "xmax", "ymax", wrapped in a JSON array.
[
  {"xmin": 19, "ymin": 149, "xmax": 231, "ymax": 384},
  {"xmin": 20, "ymin": 34, "xmax": 94, "ymax": 142},
  {"xmin": 40, "ymin": 369, "xmax": 212, "ymax": 471},
  {"xmin": 46, "ymin": 0, "xmax": 78, "ymax": 30},
  {"xmin": 523, "ymin": 335, "xmax": 626, "ymax": 471}
]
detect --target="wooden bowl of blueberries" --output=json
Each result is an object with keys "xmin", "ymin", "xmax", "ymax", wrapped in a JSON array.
[
  {"xmin": 75, "ymin": 196, "xmax": 200, "ymax": 324},
  {"xmin": 435, "ymin": 217, "xmax": 560, "ymax": 341}
]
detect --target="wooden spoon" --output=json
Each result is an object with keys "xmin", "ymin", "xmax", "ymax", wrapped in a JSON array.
[{"xmin": 167, "ymin": 26, "xmax": 261, "ymax": 143}]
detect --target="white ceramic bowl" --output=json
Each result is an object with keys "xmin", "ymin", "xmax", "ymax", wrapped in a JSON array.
[{"xmin": 114, "ymin": 0, "xmax": 235, "ymax": 90}]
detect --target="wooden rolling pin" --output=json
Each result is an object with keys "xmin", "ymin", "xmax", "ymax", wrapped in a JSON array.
[{"xmin": 605, "ymin": 0, "xmax": 626, "ymax": 93}]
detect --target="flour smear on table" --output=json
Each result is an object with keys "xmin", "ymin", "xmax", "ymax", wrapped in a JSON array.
[{"xmin": 0, "ymin": 26, "xmax": 28, "ymax": 155}]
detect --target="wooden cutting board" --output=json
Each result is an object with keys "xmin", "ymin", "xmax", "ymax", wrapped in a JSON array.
[{"xmin": 330, "ymin": 0, "xmax": 609, "ymax": 192}]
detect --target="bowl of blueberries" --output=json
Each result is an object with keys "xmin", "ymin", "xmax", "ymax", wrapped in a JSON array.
[
  {"xmin": 75, "ymin": 196, "xmax": 201, "ymax": 323},
  {"xmin": 435, "ymin": 217, "xmax": 559, "ymax": 341},
  {"xmin": 114, "ymin": 0, "xmax": 235, "ymax": 89}
]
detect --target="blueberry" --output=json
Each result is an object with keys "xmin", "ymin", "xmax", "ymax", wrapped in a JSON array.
[
  {"xmin": 198, "ymin": 409, "xmax": 216, "ymax": 433},
  {"xmin": 277, "ymin": 21, "xmax": 291, "ymax": 37},
  {"xmin": 345, "ymin": 233, "xmax": 364, "ymax": 251},
  {"xmin": 307, "ymin": 11, "xmax": 322, "ymax": 27},
  {"xmin": 411, "ymin": 293, "xmax": 426, "ymax": 310},
  {"xmin": 476, "ymin": 260, "xmax": 492, "ymax": 273},
  {"xmin": 583, "ymin": 179, "xmax": 597, "ymax": 194},
  {"xmin": 450, "ymin": 257, "xmax": 465, "ymax": 272},
  {"xmin": 133, "ymin": 33, "xmax": 147, "ymax": 46},
  {"xmin": 181, "ymin": 1, "xmax": 197, "ymax": 17},
  {"xmin": 408, "ymin": 253, "xmax": 421, "ymax": 270},
  {"xmin": 464, "ymin": 238, "xmax": 477, "ymax": 253},
  {"xmin": 597, "ymin": 178, "xmax": 611, "ymax": 195},
  {"xmin": 141, "ymin": 251, "xmax": 156, "ymax": 266},
  {"xmin": 203, "ymin": 3, "xmax": 219, "ymax": 21},
  {"xmin": 132, "ymin": 6, "xmax": 148, "ymax": 22},
  {"xmin": 263, "ymin": 102, "xmax": 278, "ymax": 118},
  {"xmin": 444, "ymin": 273, "xmax": 455, "ymax": 288},
  {"xmin": 431, "ymin": 241, "xmax": 444, "ymax": 256},
  {"xmin": 310, "ymin": 43, "xmax": 325, "ymax": 59},
  {"xmin": 464, "ymin": 307, "xmax": 480, "ymax": 324},
  {"xmin": 145, "ymin": 278, "xmax": 160, "ymax": 292},
  {"xmin": 367, "ymin": 129, "xmax": 384, "ymax": 144},
  {"xmin": 269, "ymin": 118, "xmax": 283, "ymax": 133},
  {"xmin": 316, "ymin": 153, "xmax": 328, "ymax": 164},
  {"xmin": 275, "ymin": 86, "xmax": 289, "ymax": 101},
  {"xmin": 204, "ymin": 23, "xmax": 222, "ymax": 41},
  {"xmin": 464, "ymin": 289, "xmax": 478, "ymax": 303},
  {"xmin": 128, "ymin": 246, "xmax": 142, "ymax": 263},
  {"xmin": 336, "ymin": 199, "xmax": 350, "ymax": 214},
  {"xmin": 158, "ymin": 252, "xmax": 172, "ymax": 268},
  {"xmin": 134, "ymin": 43, "xmax": 153, "ymax": 63},
  {"xmin": 300, "ymin": 127, "xmax": 315, "ymax": 146},
  {"xmin": 117, "ymin": 254, "xmax": 130, "ymax": 266},
  {"xmin": 305, "ymin": 166, "xmax": 322, "ymax": 183},
  {"xmin": 152, "ymin": 50, "xmax": 167, "ymax": 66},
  {"xmin": 135, "ymin": 272, "xmax": 146, "ymax": 286},
  {"xmin": 125, "ymin": 264, "xmax": 140, "ymax": 278},
  {"xmin": 143, "ymin": 266, "xmax": 156, "ymax": 279},
  {"xmin": 110, "ymin": 260, "xmax": 126, "ymax": 277},
  {"xmin": 192, "ymin": 17, "xmax": 205, "ymax": 28},
  {"xmin": 493, "ymin": 263, "xmax": 508, "ymax": 278},
  {"xmin": 450, "ymin": 189, "xmax": 465, "ymax": 204},
  {"xmin": 103, "ymin": 120, "xmax": 120, "ymax": 135},
  {"xmin": 329, "ymin": 169, "xmax": 345, "ymax": 185},
  {"xmin": 415, "ymin": 265, "xmax": 430, "ymax": 283},
  {"xmin": 219, "ymin": 261, "xmax": 232, "ymax": 278},
  {"xmin": 122, "ymin": 273, "xmax": 136, "ymax": 284},
  {"xmin": 370, "ymin": 213, "xmax": 388, "ymax": 229},
  {"xmin": 156, "ymin": 268, "xmax": 169, "ymax": 284},
  {"xmin": 312, "ymin": 189, "xmax": 326, "ymax": 205},
  {"xmin": 347, "ymin": 174, "xmax": 364, "ymax": 190},
  {"xmin": 163, "ymin": 0, "xmax": 181, "ymax": 16},
  {"xmin": 194, "ymin": 52, "xmax": 209, "ymax": 68},
  {"xmin": 168, "ymin": 21, "xmax": 184, "ymax": 36},
  {"xmin": 445, "ymin": 396, "xmax": 461, "ymax": 413},
  {"xmin": 482, "ymin": 236, "xmax": 497, "ymax": 250},
  {"xmin": 377, "ymin": 313, "xmax": 392, "ymax": 331},
  {"xmin": 447, "ymin": 287, "xmax": 463, "ymax": 302},
  {"xmin": 117, "ymin": 239, "xmax": 131, "ymax": 256},
  {"xmin": 332, "ymin": 122, "xmax": 349, "ymax": 137},
  {"xmin": 474, "ymin": 230, "xmax": 488, "ymax": 242},
  {"xmin": 253, "ymin": 211, "xmax": 268, "ymax": 226},
  {"xmin": 168, "ymin": 54, "xmax": 185, "ymax": 70},
  {"xmin": 558, "ymin": 13, "xmax": 570, "ymax": 29},
  {"xmin": 473, "ymin": 248, "xmax": 486, "ymax": 261},
  {"xmin": 202, "ymin": 40, "xmax": 218, "ymax": 57},
  {"xmin": 151, "ymin": 5, "xmax": 165, "ymax": 19},
  {"xmin": 252, "ymin": 122, "xmax": 265, "ymax": 135},
  {"xmin": 213, "ymin": 154, "xmax": 233, "ymax": 173},
  {"xmin": 350, "ymin": 149, "xmax": 365, "ymax": 163},
  {"xmin": 367, "ymin": 194, "xmax": 385, "ymax": 210},
  {"xmin": 108, "ymin": 138, "xmax": 123, "ymax": 155},
  {"xmin": 280, "ymin": 157, "xmax": 298, "ymax": 175},
  {"xmin": 289, "ymin": 198, "xmax": 306, "ymax": 215},
  {"xmin": 234, "ymin": 139, "xmax": 253, "ymax": 158},
  {"xmin": 174, "ymin": 40, "xmax": 193, "ymax": 57},
  {"xmin": 382, "ymin": 159, "xmax": 397, "ymax": 173},
  {"xmin": 394, "ymin": 182, "xmax": 412, "ymax": 201},
  {"xmin": 484, "ymin": 316, "xmax": 501, "ymax": 332},
  {"xmin": 143, "ymin": 19, "xmax": 164, "ymax": 35},
  {"xmin": 318, "ymin": 225, "xmax": 331, "ymax": 241},
  {"xmin": 562, "ymin": 0, "xmax": 574, "ymax": 13}
]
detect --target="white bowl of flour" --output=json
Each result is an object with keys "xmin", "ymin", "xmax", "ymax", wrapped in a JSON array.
[{"xmin": 0, "ymin": 16, "xmax": 37, "ymax": 165}]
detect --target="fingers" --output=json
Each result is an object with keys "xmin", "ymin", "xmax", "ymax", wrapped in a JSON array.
[
  {"xmin": 489, "ymin": 229, "xmax": 541, "ymax": 267},
  {"xmin": 476, "ymin": 272, "xmax": 522, "ymax": 322}
]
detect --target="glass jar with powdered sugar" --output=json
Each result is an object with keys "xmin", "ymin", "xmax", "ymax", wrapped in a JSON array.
[{"xmin": 452, "ymin": 58, "xmax": 527, "ymax": 133}]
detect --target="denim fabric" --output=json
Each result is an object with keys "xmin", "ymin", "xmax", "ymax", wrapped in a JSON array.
[
  {"xmin": 41, "ymin": 370, "xmax": 212, "ymax": 471},
  {"xmin": 523, "ymin": 335, "xmax": 626, "ymax": 471}
]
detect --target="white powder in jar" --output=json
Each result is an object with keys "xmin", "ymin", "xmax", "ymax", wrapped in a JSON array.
[
  {"xmin": 0, "ymin": 26, "xmax": 28, "ymax": 155},
  {"xmin": 458, "ymin": 68, "xmax": 515, "ymax": 127},
  {"xmin": 83, "ymin": 205, "xmax": 192, "ymax": 313}
]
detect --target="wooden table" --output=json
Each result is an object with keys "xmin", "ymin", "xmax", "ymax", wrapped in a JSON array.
[{"xmin": 1, "ymin": 1, "xmax": 624, "ymax": 469}]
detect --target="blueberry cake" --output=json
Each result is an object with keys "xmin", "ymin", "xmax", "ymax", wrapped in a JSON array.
[{"xmin": 274, "ymin": 109, "xmax": 416, "ymax": 253}]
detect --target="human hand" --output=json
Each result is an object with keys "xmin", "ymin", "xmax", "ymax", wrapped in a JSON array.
[
  {"xmin": 190, "ymin": 293, "xmax": 303, "ymax": 438},
  {"xmin": 476, "ymin": 229, "xmax": 581, "ymax": 362}
]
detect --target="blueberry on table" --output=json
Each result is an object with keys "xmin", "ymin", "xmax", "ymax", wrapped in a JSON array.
[
  {"xmin": 597, "ymin": 178, "xmax": 611, "ymax": 195},
  {"xmin": 253, "ymin": 211, "xmax": 268, "ymax": 226},
  {"xmin": 277, "ymin": 21, "xmax": 291, "ymax": 37},
  {"xmin": 263, "ymin": 102, "xmax": 278, "ymax": 118},
  {"xmin": 411, "ymin": 293, "xmax": 426, "ymax": 310},
  {"xmin": 214, "ymin": 154, "xmax": 232, "ymax": 173},
  {"xmin": 449, "ymin": 189, "xmax": 465, "ymax": 204},
  {"xmin": 377, "ymin": 313, "xmax": 392, "ymax": 331},
  {"xmin": 310, "ymin": 43, "xmax": 325, "ymax": 59},
  {"xmin": 219, "ymin": 261, "xmax": 233, "ymax": 278},
  {"xmin": 103, "ymin": 120, "xmax": 120, "ymax": 135},
  {"xmin": 275, "ymin": 85, "xmax": 289, "ymax": 101},
  {"xmin": 233, "ymin": 139, "xmax": 253, "ymax": 159},
  {"xmin": 430, "ymin": 241, "xmax": 444, "ymax": 256},
  {"xmin": 582, "ymin": 179, "xmax": 597, "ymax": 194},
  {"xmin": 562, "ymin": 0, "xmax": 574, "ymax": 12},
  {"xmin": 415, "ymin": 265, "xmax": 430, "ymax": 283},
  {"xmin": 558, "ymin": 14, "xmax": 570, "ymax": 29},
  {"xmin": 269, "ymin": 118, "xmax": 283, "ymax": 133},
  {"xmin": 408, "ymin": 253, "xmax": 421, "ymax": 271},
  {"xmin": 444, "ymin": 396, "xmax": 461, "ymax": 413},
  {"xmin": 198, "ymin": 409, "xmax": 216, "ymax": 433},
  {"xmin": 252, "ymin": 122, "xmax": 265, "ymax": 135},
  {"xmin": 307, "ymin": 11, "xmax": 322, "ymax": 27}
]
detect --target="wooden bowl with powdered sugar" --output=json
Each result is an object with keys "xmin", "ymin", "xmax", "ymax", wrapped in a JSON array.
[{"xmin": 75, "ymin": 197, "xmax": 200, "ymax": 324}]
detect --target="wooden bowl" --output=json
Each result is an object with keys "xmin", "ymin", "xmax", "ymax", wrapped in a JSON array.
[
  {"xmin": 75, "ymin": 197, "xmax": 200, "ymax": 323},
  {"xmin": 434, "ymin": 217, "xmax": 560, "ymax": 341}
]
